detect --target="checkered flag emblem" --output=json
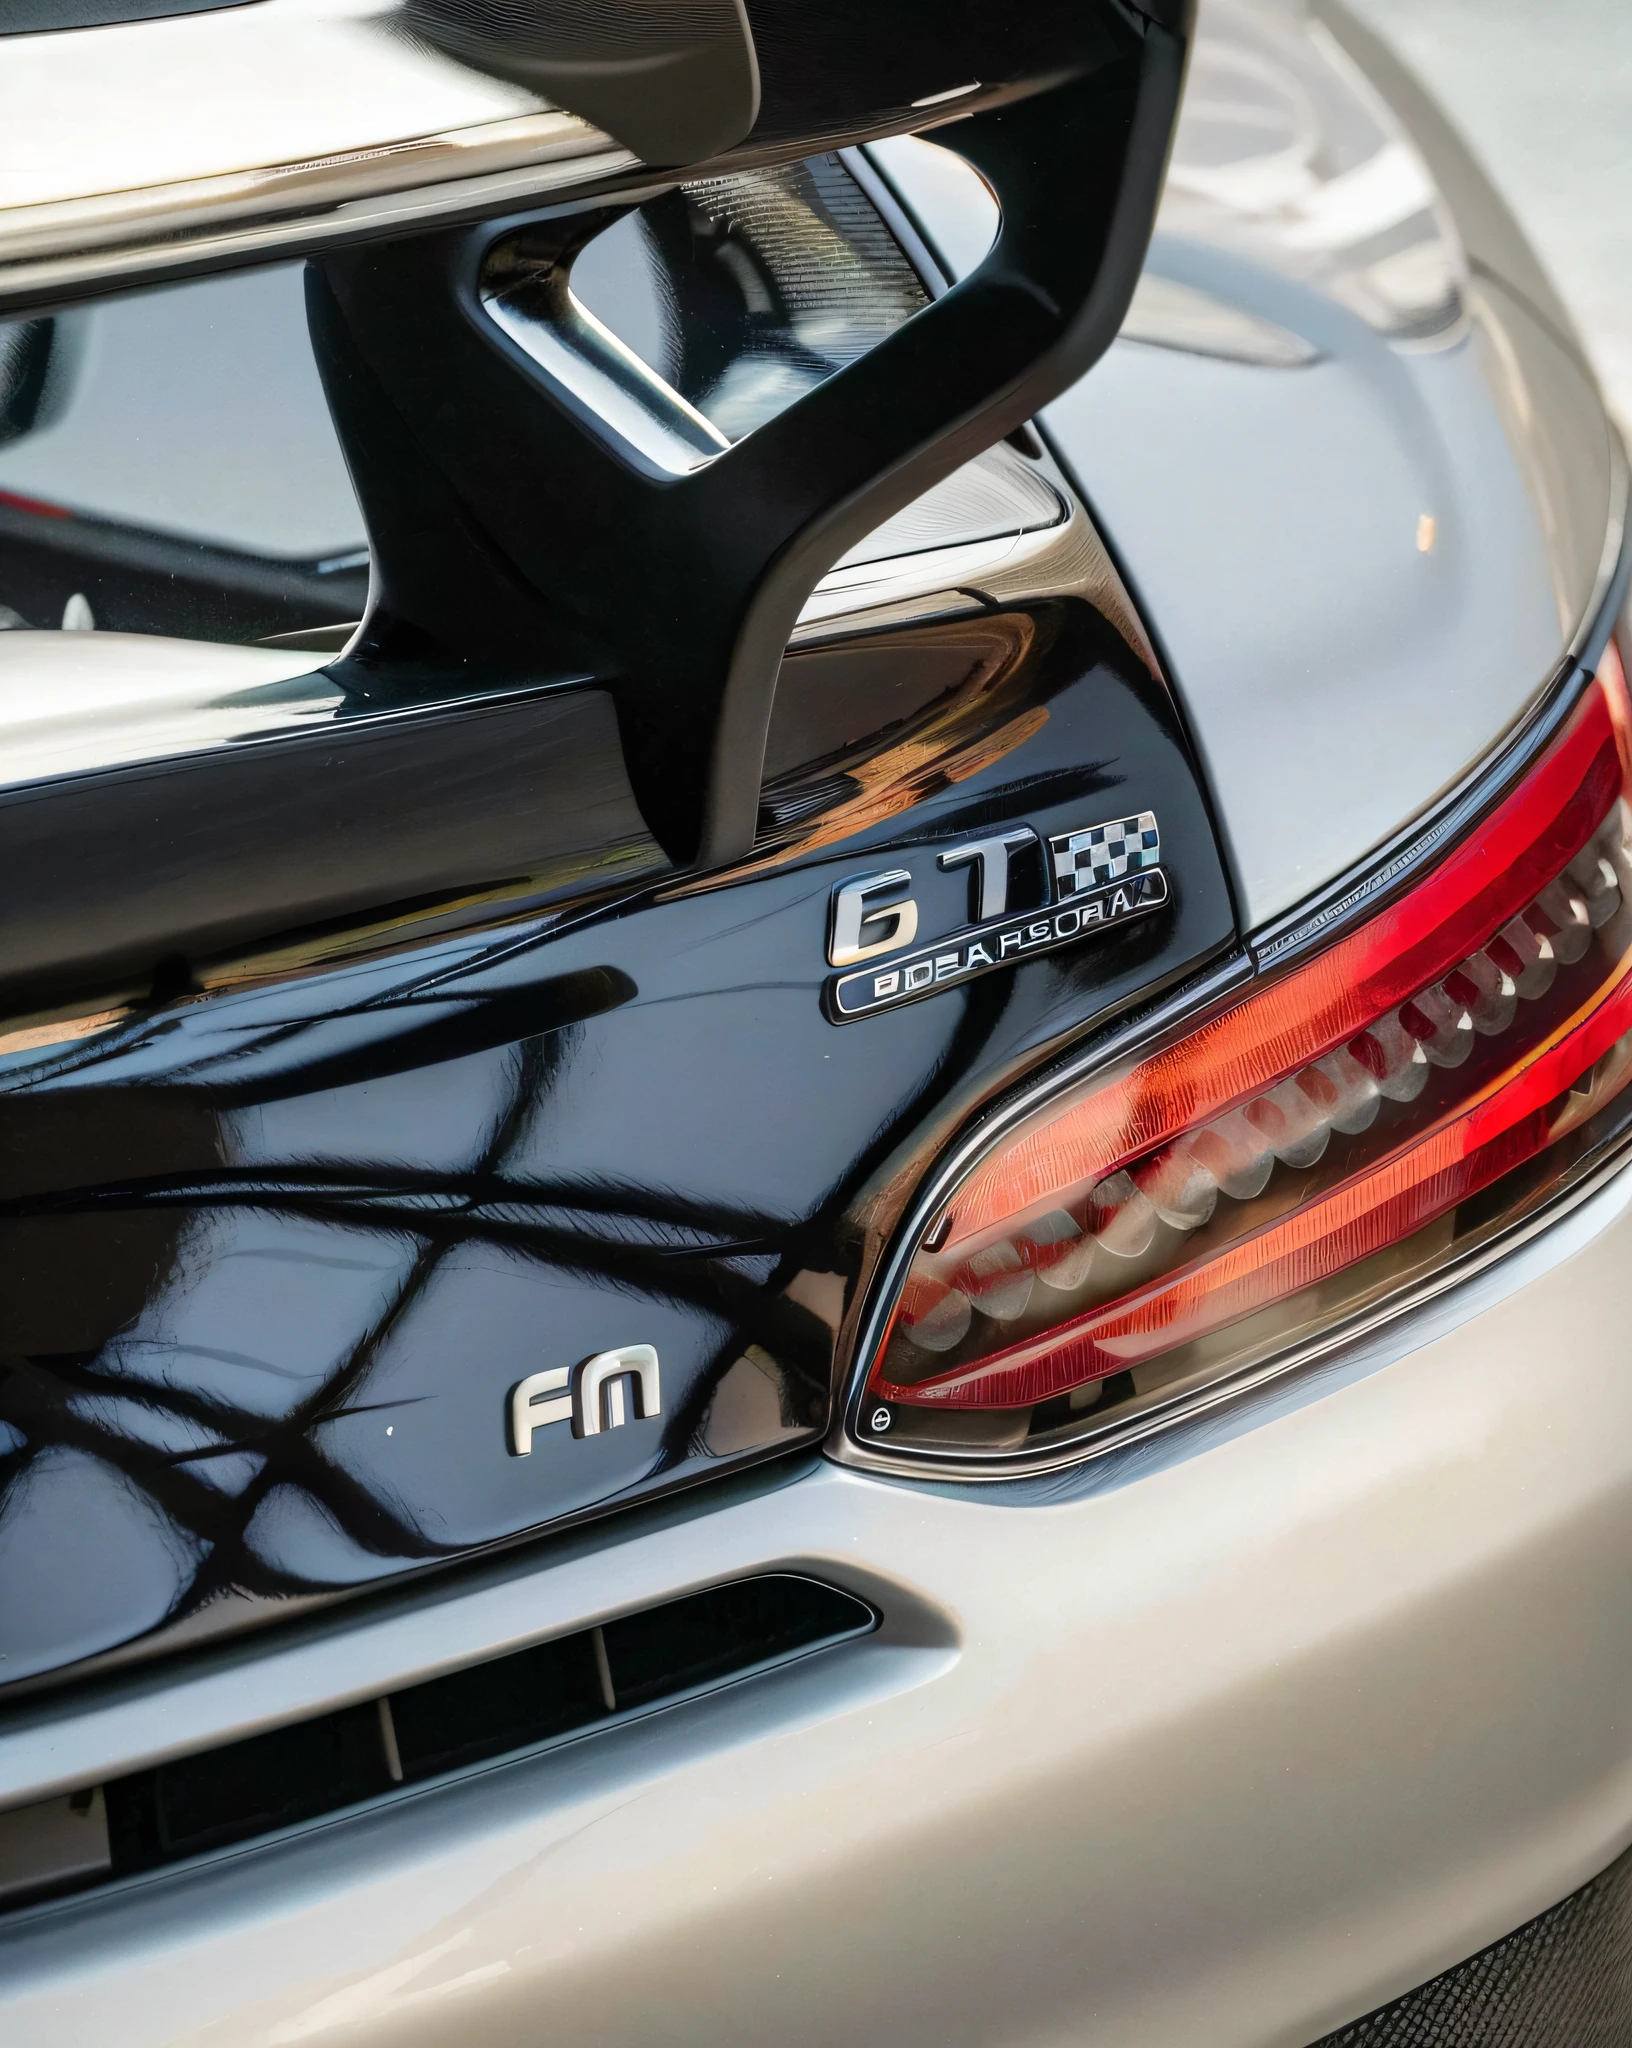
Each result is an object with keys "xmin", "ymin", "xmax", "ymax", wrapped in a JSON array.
[{"xmin": 1049, "ymin": 810, "xmax": 1161, "ymax": 898}]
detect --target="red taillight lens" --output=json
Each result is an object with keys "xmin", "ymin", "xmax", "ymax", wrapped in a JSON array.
[{"xmin": 862, "ymin": 643, "xmax": 1632, "ymax": 1458}]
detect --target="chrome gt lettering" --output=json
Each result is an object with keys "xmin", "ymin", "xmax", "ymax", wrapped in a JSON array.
[
  {"xmin": 828, "ymin": 869, "xmax": 918, "ymax": 967},
  {"xmin": 937, "ymin": 829, "xmax": 1037, "ymax": 921}
]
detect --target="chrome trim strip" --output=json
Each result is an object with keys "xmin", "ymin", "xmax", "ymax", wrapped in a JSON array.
[{"xmin": 0, "ymin": 140, "xmax": 647, "ymax": 317}]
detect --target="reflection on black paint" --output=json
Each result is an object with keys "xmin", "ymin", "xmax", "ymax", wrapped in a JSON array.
[{"xmin": 0, "ymin": 614, "xmax": 1234, "ymax": 1689}]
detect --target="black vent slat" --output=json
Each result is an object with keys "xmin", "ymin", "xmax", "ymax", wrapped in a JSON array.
[
  {"xmin": 107, "ymin": 1705, "xmax": 389, "ymax": 1874},
  {"xmin": 603, "ymin": 1576, "xmax": 870, "ymax": 1710},
  {"xmin": 6, "ymin": 1574, "xmax": 871, "ymax": 1912},
  {"xmin": 390, "ymin": 1630, "xmax": 609, "ymax": 1783}
]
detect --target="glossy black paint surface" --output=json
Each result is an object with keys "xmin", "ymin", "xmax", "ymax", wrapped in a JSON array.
[
  {"xmin": 736, "ymin": 0, "xmax": 1135, "ymax": 152},
  {"xmin": 0, "ymin": 602, "xmax": 1234, "ymax": 1690},
  {"xmin": 0, "ymin": 682, "xmax": 661, "ymax": 1014}
]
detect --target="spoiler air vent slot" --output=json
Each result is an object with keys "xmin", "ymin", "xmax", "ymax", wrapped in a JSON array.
[{"xmin": 0, "ymin": 1574, "xmax": 874, "ymax": 1913}]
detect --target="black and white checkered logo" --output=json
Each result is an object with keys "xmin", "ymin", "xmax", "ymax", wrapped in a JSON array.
[{"xmin": 1048, "ymin": 811, "xmax": 1161, "ymax": 898}]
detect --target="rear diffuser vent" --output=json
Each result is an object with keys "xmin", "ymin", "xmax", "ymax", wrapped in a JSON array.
[{"xmin": 0, "ymin": 1574, "xmax": 873, "ymax": 1913}]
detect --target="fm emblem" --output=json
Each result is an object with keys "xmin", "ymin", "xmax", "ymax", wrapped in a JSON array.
[{"xmin": 509, "ymin": 1345, "xmax": 661, "ymax": 1456}]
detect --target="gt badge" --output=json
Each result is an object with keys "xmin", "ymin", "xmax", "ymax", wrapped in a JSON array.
[{"xmin": 824, "ymin": 811, "xmax": 1167, "ymax": 1022}]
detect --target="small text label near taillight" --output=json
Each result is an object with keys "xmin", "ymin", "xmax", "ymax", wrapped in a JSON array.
[
  {"xmin": 828, "ymin": 871, "xmax": 1169, "ymax": 1020},
  {"xmin": 824, "ymin": 811, "xmax": 1167, "ymax": 1022}
]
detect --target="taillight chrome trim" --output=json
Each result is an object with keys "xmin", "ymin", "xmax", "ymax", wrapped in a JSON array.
[
  {"xmin": 837, "ymin": 1110, "xmax": 1632, "ymax": 1486},
  {"xmin": 831, "ymin": 507, "xmax": 1632, "ymax": 1482}
]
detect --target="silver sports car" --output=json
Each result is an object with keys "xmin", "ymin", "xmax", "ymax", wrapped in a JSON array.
[{"xmin": 0, "ymin": 0, "xmax": 1626, "ymax": 2041}]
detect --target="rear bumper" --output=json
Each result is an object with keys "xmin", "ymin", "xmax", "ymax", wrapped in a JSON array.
[{"xmin": 8, "ymin": 1157, "xmax": 1632, "ymax": 2045}]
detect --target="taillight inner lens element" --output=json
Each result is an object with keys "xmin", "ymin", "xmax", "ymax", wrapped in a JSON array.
[{"xmin": 862, "ymin": 644, "xmax": 1632, "ymax": 1459}]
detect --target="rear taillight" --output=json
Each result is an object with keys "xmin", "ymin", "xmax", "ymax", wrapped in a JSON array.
[{"xmin": 858, "ymin": 641, "xmax": 1632, "ymax": 1463}]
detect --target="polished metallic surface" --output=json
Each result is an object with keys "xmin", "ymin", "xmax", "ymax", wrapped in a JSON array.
[
  {"xmin": 827, "ymin": 870, "xmax": 917, "ymax": 968},
  {"xmin": 937, "ymin": 831, "xmax": 1038, "ymax": 924},
  {"xmin": 828, "ymin": 868, "xmax": 1171, "ymax": 1023},
  {"xmin": 6, "ymin": 1156, "xmax": 1632, "ymax": 2043},
  {"xmin": 573, "ymin": 1345, "xmax": 662, "ymax": 1438},
  {"xmin": 508, "ymin": 1368, "xmax": 574, "ymax": 1454}
]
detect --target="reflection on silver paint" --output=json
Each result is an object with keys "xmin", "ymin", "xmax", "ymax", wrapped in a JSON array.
[
  {"xmin": 0, "ymin": 632, "xmax": 337, "ymax": 787},
  {"xmin": 1120, "ymin": 271, "xmax": 1321, "ymax": 367},
  {"xmin": 0, "ymin": 0, "xmax": 630, "ymax": 310},
  {"xmin": 1158, "ymin": 0, "xmax": 1468, "ymax": 340},
  {"xmin": 873, "ymin": 13, "xmax": 1618, "ymax": 927},
  {"xmin": 1044, "ymin": 309, "xmax": 1585, "ymax": 926},
  {"xmin": 869, "ymin": 0, "xmax": 1470, "ymax": 355},
  {"xmin": 869, "ymin": 134, "xmax": 1323, "ymax": 370},
  {"xmin": 8, "ymin": 1160, "xmax": 1632, "ymax": 2041},
  {"xmin": 0, "ymin": 266, "xmax": 367, "ymax": 559}
]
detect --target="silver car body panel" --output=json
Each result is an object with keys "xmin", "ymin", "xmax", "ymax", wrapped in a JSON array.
[
  {"xmin": 5, "ymin": 1156, "xmax": 1632, "ymax": 2043},
  {"xmin": 0, "ymin": 8, "xmax": 1628, "ymax": 2041},
  {"xmin": 870, "ymin": 4, "xmax": 1619, "ymax": 931}
]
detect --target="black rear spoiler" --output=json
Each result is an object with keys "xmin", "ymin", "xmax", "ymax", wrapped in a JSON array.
[{"xmin": 1, "ymin": 0, "xmax": 1194, "ymax": 869}]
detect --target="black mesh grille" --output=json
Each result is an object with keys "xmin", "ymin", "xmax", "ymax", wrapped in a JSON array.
[{"xmin": 1313, "ymin": 1841, "xmax": 1632, "ymax": 2046}]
